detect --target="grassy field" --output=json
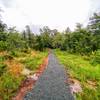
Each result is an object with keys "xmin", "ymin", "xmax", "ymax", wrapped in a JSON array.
[
  {"xmin": 0, "ymin": 49, "xmax": 48, "ymax": 100},
  {"xmin": 54, "ymin": 49, "xmax": 100, "ymax": 100}
]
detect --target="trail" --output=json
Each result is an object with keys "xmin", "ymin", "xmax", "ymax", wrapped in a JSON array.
[{"xmin": 24, "ymin": 53, "xmax": 74, "ymax": 100}]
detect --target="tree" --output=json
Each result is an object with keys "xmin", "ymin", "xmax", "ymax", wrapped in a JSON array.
[
  {"xmin": 88, "ymin": 12, "xmax": 100, "ymax": 50},
  {"xmin": 40, "ymin": 26, "xmax": 52, "ymax": 48},
  {"xmin": 88, "ymin": 13, "xmax": 100, "ymax": 34},
  {"xmin": 25, "ymin": 25, "xmax": 34, "ymax": 48},
  {"xmin": 65, "ymin": 27, "xmax": 71, "ymax": 34},
  {"xmin": 0, "ymin": 21, "xmax": 7, "ymax": 32},
  {"xmin": 0, "ymin": 18, "xmax": 8, "ymax": 51},
  {"xmin": 52, "ymin": 32, "xmax": 63, "ymax": 49},
  {"xmin": 34, "ymin": 35, "xmax": 44, "ymax": 51},
  {"xmin": 22, "ymin": 30, "xmax": 27, "ymax": 40},
  {"xmin": 75, "ymin": 23, "xmax": 83, "ymax": 31}
]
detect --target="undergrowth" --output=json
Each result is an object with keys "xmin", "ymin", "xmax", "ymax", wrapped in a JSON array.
[{"xmin": 0, "ymin": 49, "xmax": 48, "ymax": 100}]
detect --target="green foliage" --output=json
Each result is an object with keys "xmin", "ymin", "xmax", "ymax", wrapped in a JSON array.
[
  {"xmin": 20, "ymin": 51, "xmax": 47, "ymax": 70},
  {"xmin": 9, "ymin": 50, "xmax": 26, "ymax": 57},
  {"xmin": 0, "ymin": 21, "xmax": 7, "ymax": 32},
  {"xmin": 0, "ymin": 41, "xmax": 8, "ymax": 51},
  {"xmin": 0, "ymin": 63, "xmax": 7, "ymax": 76},
  {"xmin": 89, "ymin": 13, "xmax": 100, "ymax": 35},
  {"xmin": 0, "ymin": 12, "xmax": 100, "ymax": 53},
  {"xmin": 9, "ymin": 50, "xmax": 19, "ymax": 57},
  {"xmin": 52, "ymin": 32, "xmax": 63, "ymax": 49},
  {"xmin": 0, "ymin": 55, "xmax": 5, "ymax": 62},
  {"xmin": 91, "ymin": 50, "xmax": 100, "ymax": 65},
  {"xmin": 7, "ymin": 32, "xmax": 26, "ymax": 50},
  {"xmin": 34, "ymin": 35, "xmax": 44, "ymax": 51},
  {"xmin": 80, "ymin": 87, "xmax": 100, "ymax": 100},
  {"xmin": 40, "ymin": 27, "xmax": 53, "ymax": 48},
  {"xmin": 0, "ymin": 32, "xmax": 8, "ymax": 41},
  {"xmin": 21, "ymin": 57, "xmax": 41, "ymax": 70},
  {"xmin": 0, "ymin": 56, "xmax": 7, "ymax": 76},
  {"xmin": 0, "ymin": 73, "xmax": 24, "ymax": 100}
]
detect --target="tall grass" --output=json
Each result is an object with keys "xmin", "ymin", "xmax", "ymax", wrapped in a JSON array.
[{"xmin": 54, "ymin": 49, "xmax": 100, "ymax": 100}]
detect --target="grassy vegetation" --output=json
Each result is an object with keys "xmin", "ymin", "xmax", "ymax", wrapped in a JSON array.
[
  {"xmin": 54, "ymin": 49, "xmax": 100, "ymax": 100},
  {"xmin": 0, "ymin": 49, "xmax": 48, "ymax": 100},
  {"xmin": 20, "ymin": 50, "xmax": 48, "ymax": 71}
]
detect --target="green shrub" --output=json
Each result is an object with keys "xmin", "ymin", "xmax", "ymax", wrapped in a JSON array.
[
  {"xmin": 21, "ymin": 48, "xmax": 30, "ymax": 54},
  {"xmin": 0, "ymin": 63, "xmax": 7, "ymax": 76},
  {"xmin": 91, "ymin": 50, "xmax": 100, "ymax": 65},
  {"xmin": 80, "ymin": 87, "xmax": 99, "ymax": 100},
  {"xmin": 9, "ymin": 50, "xmax": 27, "ymax": 58},
  {"xmin": 0, "ymin": 41, "xmax": 8, "ymax": 51},
  {"xmin": 9, "ymin": 51, "xmax": 19, "ymax": 57},
  {"xmin": 0, "ymin": 73, "xmax": 24, "ymax": 100},
  {"xmin": 21, "ymin": 56, "xmax": 42, "ymax": 70},
  {"xmin": 4, "ymin": 54, "xmax": 14, "ymax": 60},
  {"xmin": 0, "ymin": 56, "xmax": 5, "ymax": 62}
]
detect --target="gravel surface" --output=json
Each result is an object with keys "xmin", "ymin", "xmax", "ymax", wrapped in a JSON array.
[{"xmin": 24, "ymin": 53, "xmax": 74, "ymax": 100}]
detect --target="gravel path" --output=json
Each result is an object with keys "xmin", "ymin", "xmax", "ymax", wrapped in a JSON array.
[{"xmin": 24, "ymin": 53, "xmax": 74, "ymax": 100}]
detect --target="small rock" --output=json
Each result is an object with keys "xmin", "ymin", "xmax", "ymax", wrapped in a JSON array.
[
  {"xmin": 70, "ymin": 83, "xmax": 82, "ymax": 94},
  {"xmin": 21, "ymin": 68, "xmax": 31, "ymax": 75},
  {"xmin": 67, "ymin": 78, "xmax": 82, "ymax": 94},
  {"xmin": 28, "ymin": 74, "xmax": 39, "ymax": 81}
]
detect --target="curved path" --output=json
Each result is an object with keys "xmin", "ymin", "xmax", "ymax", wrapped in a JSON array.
[{"xmin": 24, "ymin": 53, "xmax": 74, "ymax": 100}]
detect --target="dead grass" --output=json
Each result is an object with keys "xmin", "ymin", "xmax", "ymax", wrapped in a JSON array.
[
  {"xmin": 5, "ymin": 60, "xmax": 24, "ymax": 76},
  {"xmin": 85, "ymin": 80, "xmax": 97, "ymax": 90},
  {"xmin": 0, "ymin": 51, "xmax": 7, "ymax": 56},
  {"xmin": 68, "ymin": 78, "xmax": 80, "ymax": 84},
  {"xmin": 30, "ymin": 50, "xmax": 37, "ymax": 57}
]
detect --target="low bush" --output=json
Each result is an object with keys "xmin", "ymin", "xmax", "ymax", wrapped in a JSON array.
[
  {"xmin": 4, "ymin": 54, "xmax": 14, "ymax": 60},
  {"xmin": 0, "ymin": 41, "xmax": 8, "ymax": 51},
  {"xmin": 0, "ymin": 63, "xmax": 7, "ymax": 76},
  {"xmin": 9, "ymin": 50, "xmax": 27, "ymax": 58},
  {"xmin": 90, "ymin": 50, "xmax": 100, "ymax": 65},
  {"xmin": 0, "ymin": 72, "xmax": 24, "ymax": 100},
  {"xmin": 0, "ymin": 56, "xmax": 5, "ymax": 62},
  {"xmin": 20, "ymin": 56, "xmax": 42, "ymax": 70}
]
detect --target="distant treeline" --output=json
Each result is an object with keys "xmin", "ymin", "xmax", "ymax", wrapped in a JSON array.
[{"xmin": 0, "ymin": 12, "xmax": 100, "ymax": 54}]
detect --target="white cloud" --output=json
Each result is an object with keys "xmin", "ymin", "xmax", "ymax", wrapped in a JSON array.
[{"xmin": 0, "ymin": 0, "xmax": 100, "ymax": 32}]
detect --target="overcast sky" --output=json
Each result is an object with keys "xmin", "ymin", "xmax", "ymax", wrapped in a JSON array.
[{"xmin": 0, "ymin": 0, "xmax": 100, "ymax": 32}]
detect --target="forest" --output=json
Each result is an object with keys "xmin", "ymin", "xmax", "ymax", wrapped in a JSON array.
[{"xmin": 0, "ymin": 12, "xmax": 100, "ymax": 100}]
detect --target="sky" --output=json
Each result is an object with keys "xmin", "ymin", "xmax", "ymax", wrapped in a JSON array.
[{"xmin": 0, "ymin": 0, "xmax": 100, "ymax": 33}]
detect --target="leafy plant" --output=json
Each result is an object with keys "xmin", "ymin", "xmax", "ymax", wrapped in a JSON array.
[
  {"xmin": 0, "ymin": 63, "xmax": 7, "ymax": 76},
  {"xmin": 20, "ymin": 56, "xmax": 42, "ymax": 70},
  {"xmin": 0, "ymin": 73, "xmax": 24, "ymax": 100},
  {"xmin": 0, "ymin": 41, "xmax": 8, "ymax": 51},
  {"xmin": 0, "ymin": 56, "xmax": 5, "ymax": 62},
  {"xmin": 90, "ymin": 50, "xmax": 100, "ymax": 65}
]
